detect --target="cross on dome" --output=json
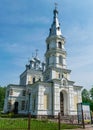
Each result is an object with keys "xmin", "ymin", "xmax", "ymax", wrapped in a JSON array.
[
  {"xmin": 48, "ymin": 3, "xmax": 62, "ymax": 37},
  {"xmin": 35, "ymin": 49, "xmax": 38, "ymax": 58}
]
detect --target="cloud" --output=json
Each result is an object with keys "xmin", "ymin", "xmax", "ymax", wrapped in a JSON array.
[
  {"xmin": 64, "ymin": 20, "xmax": 93, "ymax": 89},
  {"xmin": 0, "ymin": 0, "xmax": 93, "ymax": 89},
  {"xmin": 66, "ymin": 22, "xmax": 93, "ymax": 67},
  {"xmin": 0, "ymin": 15, "xmax": 50, "ymax": 26}
]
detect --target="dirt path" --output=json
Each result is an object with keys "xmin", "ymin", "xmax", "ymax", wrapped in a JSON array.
[{"xmin": 73, "ymin": 124, "xmax": 93, "ymax": 130}]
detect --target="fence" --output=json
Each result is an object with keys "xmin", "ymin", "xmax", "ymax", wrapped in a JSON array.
[{"xmin": 0, "ymin": 112, "xmax": 86, "ymax": 130}]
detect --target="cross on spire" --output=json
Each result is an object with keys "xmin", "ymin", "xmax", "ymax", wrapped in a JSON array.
[
  {"xmin": 55, "ymin": 2, "xmax": 58, "ymax": 10},
  {"xmin": 35, "ymin": 49, "xmax": 38, "ymax": 57}
]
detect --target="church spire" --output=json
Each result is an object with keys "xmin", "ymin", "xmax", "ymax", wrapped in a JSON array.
[{"xmin": 49, "ymin": 4, "xmax": 62, "ymax": 37}]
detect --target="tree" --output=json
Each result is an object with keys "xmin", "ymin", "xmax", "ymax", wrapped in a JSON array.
[
  {"xmin": 90, "ymin": 87, "xmax": 93, "ymax": 100},
  {"xmin": 0, "ymin": 86, "xmax": 6, "ymax": 111},
  {"xmin": 82, "ymin": 89, "xmax": 90, "ymax": 102},
  {"xmin": 82, "ymin": 88, "xmax": 93, "ymax": 111}
]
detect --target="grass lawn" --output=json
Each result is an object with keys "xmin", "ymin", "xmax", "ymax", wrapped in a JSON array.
[{"xmin": 0, "ymin": 118, "xmax": 80, "ymax": 130}]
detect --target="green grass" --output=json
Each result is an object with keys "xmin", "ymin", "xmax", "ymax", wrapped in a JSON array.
[
  {"xmin": 0, "ymin": 118, "xmax": 80, "ymax": 130},
  {"xmin": 0, "ymin": 118, "xmax": 28, "ymax": 129}
]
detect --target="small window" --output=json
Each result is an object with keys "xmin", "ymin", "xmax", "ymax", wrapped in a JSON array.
[
  {"xmin": 39, "ymin": 78, "xmax": 41, "ymax": 81},
  {"xmin": 58, "ymin": 27, "xmax": 60, "ymax": 30},
  {"xmin": 22, "ymin": 90, "xmax": 26, "ymax": 96},
  {"xmin": 58, "ymin": 42, "xmax": 62, "ymax": 48},
  {"xmin": 33, "ymin": 77, "xmax": 35, "ymax": 83},
  {"xmin": 47, "ymin": 44, "xmax": 49, "ymax": 50},
  {"xmin": 49, "ymin": 28, "xmax": 51, "ymax": 33},
  {"xmin": 62, "ymin": 74, "xmax": 64, "ymax": 78},
  {"xmin": 59, "ymin": 74, "xmax": 60, "ymax": 78},
  {"xmin": 63, "ymin": 80, "xmax": 66, "ymax": 86},
  {"xmin": 21, "ymin": 100, "xmax": 25, "ymax": 110}
]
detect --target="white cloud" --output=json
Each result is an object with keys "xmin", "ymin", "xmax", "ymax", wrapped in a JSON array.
[
  {"xmin": 65, "ymin": 21, "xmax": 93, "ymax": 89},
  {"xmin": 0, "ymin": 0, "xmax": 93, "ymax": 89}
]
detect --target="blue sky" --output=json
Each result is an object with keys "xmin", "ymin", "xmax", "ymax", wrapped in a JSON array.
[{"xmin": 0, "ymin": 0, "xmax": 93, "ymax": 89}]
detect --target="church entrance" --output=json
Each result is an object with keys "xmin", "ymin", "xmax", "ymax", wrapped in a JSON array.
[
  {"xmin": 60, "ymin": 90, "xmax": 68, "ymax": 115},
  {"xmin": 60, "ymin": 92, "xmax": 64, "ymax": 115},
  {"xmin": 14, "ymin": 101, "xmax": 18, "ymax": 114}
]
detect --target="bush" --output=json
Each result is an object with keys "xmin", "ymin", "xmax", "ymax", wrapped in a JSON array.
[
  {"xmin": 0, "ymin": 112, "xmax": 14, "ymax": 118},
  {"xmin": 8, "ymin": 112, "xmax": 15, "ymax": 118}
]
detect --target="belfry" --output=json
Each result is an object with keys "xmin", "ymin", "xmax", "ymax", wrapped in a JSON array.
[{"xmin": 4, "ymin": 6, "xmax": 82, "ymax": 117}]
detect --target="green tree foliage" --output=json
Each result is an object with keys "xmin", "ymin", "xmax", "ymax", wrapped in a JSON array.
[
  {"xmin": 82, "ymin": 87, "xmax": 93, "ymax": 111},
  {"xmin": 89, "ymin": 87, "xmax": 93, "ymax": 111},
  {"xmin": 90, "ymin": 87, "xmax": 93, "ymax": 100},
  {"xmin": 82, "ymin": 89, "xmax": 90, "ymax": 102},
  {"xmin": 0, "ymin": 86, "xmax": 6, "ymax": 111}
]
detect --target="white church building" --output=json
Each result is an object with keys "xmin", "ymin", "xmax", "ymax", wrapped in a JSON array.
[{"xmin": 4, "ymin": 6, "xmax": 82, "ymax": 117}]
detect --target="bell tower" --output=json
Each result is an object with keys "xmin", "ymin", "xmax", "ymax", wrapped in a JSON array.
[
  {"xmin": 44, "ymin": 5, "xmax": 70, "ymax": 82},
  {"xmin": 45, "ymin": 6, "xmax": 67, "ymax": 70}
]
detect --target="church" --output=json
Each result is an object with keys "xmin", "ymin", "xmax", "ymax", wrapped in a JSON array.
[{"xmin": 4, "ymin": 6, "xmax": 82, "ymax": 117}]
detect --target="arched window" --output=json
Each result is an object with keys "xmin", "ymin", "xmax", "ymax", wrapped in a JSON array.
[
  {"xmin": 63, "ymin": 80, "xmax": 67, "ymax": 86},
  {"xmin": 33, "ymin": 77, "xmax": 35, "ymax": 83},
  {"xmin": 22, "ymin": 90, "xmax": 26, "ymax": 96},
  {"xmin": 58, "ymin": 42, "xmax": 62, "ymax": 48},
  {"xmin": 47, "ymin": 44, "xmax": 49, "ymax": 50},
  {"xmin": 58, "ymin": 27, "xmax": 60, "ymax": 30},
  {"xmin": 59, "ymin": 74, "xmax": 60, "ymax": 78},
  {"xmin": 62, "ymin": 74, "xmax": 64, "ymax": 78},
  {"xmin": 59, "ymin": 55, "xmax": 62, "ymax": 64}
]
